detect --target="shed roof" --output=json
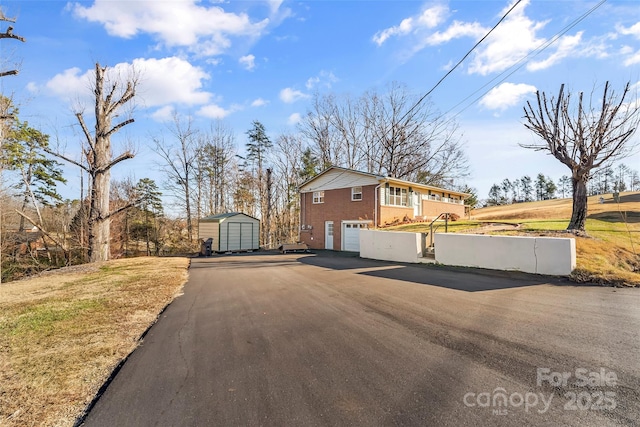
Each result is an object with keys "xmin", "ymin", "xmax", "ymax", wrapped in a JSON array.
[{"xmin": 200, "ymin": 212, "xmax": 259, "ymax": 222}]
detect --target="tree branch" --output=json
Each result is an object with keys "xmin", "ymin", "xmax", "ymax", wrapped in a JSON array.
[
  {"xmin": 102, "ymin": 200, "xmax": 138, "ymax": 221},
  {"xmin": 96, "ymin": 150, "xmax": 135, "ymax": 173},
  {"xmin": 14, "ymin": 209, "xmax": 68, "ymax": 252},
  {"xmin": 106, "ymin": 117, "xmax": 134, "ymax": 138},
  {"xmin": 0, "ymin": 69, "xmax": 18, "ymax": 77},
  {"xmin": 0, "ymin": 26, "xmax": 25, "ymax": 42},
  {"xmin": 43, "ymin": 146, "xmax": 89, "ymax": 172},
  {"xmin": 75, "ymin": 112, "xmax": 94, "ymax": 148}
]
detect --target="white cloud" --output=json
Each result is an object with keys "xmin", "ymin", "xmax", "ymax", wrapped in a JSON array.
[
  {"xmin": 468, "ymin": 0, "xmax": 548, "ymax": 75},
  {"xmin": 527, "ymin": 32, "xmax": 583, "ymax": 71},
  {"xmin": 26, "ymin": 82, "xmax": 39, "ymax": 94},
  {"xmin": 617, "ymin": 22, "xmax": 640, "ymax": 39},
  {"xmin": 239, "ymin": 54, "xmax": 256, "ymax": 71},
  {"xmin": 45, "ymin": 67, "xmax": 90, "ymax": 98},
  {"xmin": 479, "ymin": 82, "xmax": 537, "ymax": 111},
  {"xmin": 288, "ymin": 112, "xmax": 302, "ymax": 125},
  {"xmin": 151, "ymin": 105, "xmax": 175, "ymax": 122},
  {"xmin": 197, "ymin": 104, "xmax": 231, "ymax": 119},
  {"xmin": 624, "ymin": 51, "xmax": 640, "ymax": 66},
  {"xmin": 305, "ymin": 70, "xmax": 339, "ymax": 89},
  {"xmin": 620, "ymin": 45, "xmax": 634, "ymax": 55},
  {"xmin": 279, "ymin": 87, "xmax": 308, "ymax": 103},
  {"xmin": 372, "ymin": 3, "xmax": 448, "ymax": 46},
  {"xmin": 133, "ymin": 57, "xmax": 211, "ymax": 106},
  {"xmin": 45, "ymin": 57, "xmax": 212, "ymax": 108},
  {"xmin": 251, "ymin": 98, "xmax": 268, "ymax": 107},
  {"xmin": 425, "ymin": 21, "xmax": 486, "ymax": 45},
  {"xmin": 72, "ymin": 1, "xmax": 270, "ymax": 56}
]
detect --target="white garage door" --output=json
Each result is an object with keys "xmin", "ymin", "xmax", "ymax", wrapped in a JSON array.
[{"xmin": 342, "ymin": 222, "xmax": 369, "ymax": 252}]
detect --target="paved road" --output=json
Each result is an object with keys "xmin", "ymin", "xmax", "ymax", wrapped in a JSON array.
[{"xmin": 83, "ymin": 252, "xmax": 640, "ymax": 426}]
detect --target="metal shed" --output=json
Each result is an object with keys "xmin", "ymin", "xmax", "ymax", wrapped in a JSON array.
[{"xmin": 198, "ymin": 212, "xmax": 260, "ymax": 253}]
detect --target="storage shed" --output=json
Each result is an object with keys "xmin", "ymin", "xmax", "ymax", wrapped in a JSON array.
[{"xmin": 198, "ymin": 212, "xmax": 260, "ymax": 253}]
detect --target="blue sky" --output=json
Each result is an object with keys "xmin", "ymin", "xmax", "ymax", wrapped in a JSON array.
[{"xmin": 1, "ymin": 0, "xmax": 640, "ymax": 203}]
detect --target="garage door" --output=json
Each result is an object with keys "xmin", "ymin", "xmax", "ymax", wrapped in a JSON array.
[{"xmin": 342, "ymin": 222, "xmax": 369, "ymax": 252}]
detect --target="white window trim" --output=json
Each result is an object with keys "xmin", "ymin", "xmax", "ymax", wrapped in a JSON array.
[
  {"xmin": 351, "ymin": 186, "xmax": 363, "ymax": 201},
  {"xmin": 388, "ymin": 186, "xmax": 408, "ymax": 207},
  {"xmin": 313, "ymin": 191, "xmax": 324, "ymax": 204}
]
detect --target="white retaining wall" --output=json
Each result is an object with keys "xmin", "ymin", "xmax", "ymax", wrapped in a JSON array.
[
  {"xmin": 358, "ymin": 229, "xmax": 576, "ymax": 276},
  {"xmin": 434, "ymin": 233, "xmax": 576, "ymax": 275},
  {"xmin": 359, "ymin": 229, "xmax": 422, "ymax": 264}
]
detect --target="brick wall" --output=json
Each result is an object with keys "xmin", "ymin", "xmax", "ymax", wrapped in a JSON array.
[
  {"xmin": 379, "ymin": 201, "xmax": 465, "ymax": 225},
  {"xmin": 421, "ymin": 200, "xmax": 466, "ymax": 219},
  {"xmin": 299, "ymin": 184, "xmax": 377, "ymax": 250},
  {"xmin": 379, "ymin": 205, "xmax": 414, "ymax": 225}
]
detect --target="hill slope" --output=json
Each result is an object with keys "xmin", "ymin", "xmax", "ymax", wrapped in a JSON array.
[
  {"xmin": 469, "ymin": 192, "xmax": 640, "ymax": 286},
  {"xmin": 472, "ymin": 192, "xmax": 640, "ymax": 221}
]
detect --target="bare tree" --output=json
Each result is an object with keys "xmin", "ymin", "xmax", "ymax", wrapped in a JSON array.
[
  {"xmin": 1, "ymin": 7, "xmax": 25, "ymax": 282},
  {"xmin": 299, "ymin": 82, "xmax": 468, "ymax": 185},
  {"xmin": 0, "ymin": 8, "xmax": 25, "ymax": 78},
  {"xmin": 299, "ymin": 94, "xmax": 341, "ymax": 170},
  {"xmin": 271, "ymin": 133, "xmax": 306, "ymax": 244},
  {"xmin": 154, "ymin": 113, "xmax": 198, "ymax": 243},
  {"xmin": 196, "ymin": 121, "xmax": 236, "ymax": 215},
  {"xmin": 522, "ymin": 82, "xmax": 640, "ymax": 230},
  {"xmin": 46, "ymin": 63, "xmax": 137, "ymax": 261}
]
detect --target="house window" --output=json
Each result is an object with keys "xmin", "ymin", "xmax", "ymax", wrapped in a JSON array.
[
  {"xmin": 351, "ymin": 186, "xmax": 362, "ymax": 201},
  {"xmin": 313, "ymin": 191, "xmax": 324, "ymax": 204},
  {"xmin": 388, "ymin": 186, "xmax": 408, "ymax": 206}
]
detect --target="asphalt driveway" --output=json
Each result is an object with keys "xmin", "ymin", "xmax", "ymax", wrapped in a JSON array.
[{"xmin": 82, "ymin": 252, "xmax": 640, "ymax": 426}]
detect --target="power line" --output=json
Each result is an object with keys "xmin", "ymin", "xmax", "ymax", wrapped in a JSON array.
[
  {"xmin": 397, "ymin": 0, "xmax": 524, "ymax": 125},
  {"xmin": 444, "ymin": 0, "xmax": 607, "ymax": 120}
]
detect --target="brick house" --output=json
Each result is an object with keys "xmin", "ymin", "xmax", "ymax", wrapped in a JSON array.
[{"xmin": 299, "ymin": 166, "xmax": 469, "ymax": 251}]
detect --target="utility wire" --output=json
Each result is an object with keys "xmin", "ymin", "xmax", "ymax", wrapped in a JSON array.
[
  {"xmin": 397, "ymin": 0, "xmax": 523, "ymax": 126},
  {"xmin": 444, "ymin": 0, "xmax": 607, "ymax": 120}
]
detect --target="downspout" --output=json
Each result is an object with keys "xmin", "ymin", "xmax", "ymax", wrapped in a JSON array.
[
  {"xmin": 374, "ymin": 178, "xmax": 388, "ymax": 229},
  {"xmin": 374, "ymin": 184, "xmax": 380, "ymax": 229}
]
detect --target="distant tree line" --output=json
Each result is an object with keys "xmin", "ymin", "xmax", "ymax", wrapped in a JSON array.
[{"xmin": 486, "ymin": 163, "xmax": 640, "ymax": 207}]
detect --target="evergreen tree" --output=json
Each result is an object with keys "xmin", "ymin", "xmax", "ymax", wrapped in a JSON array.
[{"xmin": 135, "ymin": 178, "xmax": 163, "ymax": 256}]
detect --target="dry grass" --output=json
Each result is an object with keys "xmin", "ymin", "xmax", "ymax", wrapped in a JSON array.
[
  {"xmin": 474, "ymin": 192, "xmax": 640, "ymax": 286},
  {"xmin": 0, "ymin": 257, "xmax": 190, "ymax": 427},
  {"xmin": 471, "ymin": 192, "xmax": 640, "ymax": 221}
]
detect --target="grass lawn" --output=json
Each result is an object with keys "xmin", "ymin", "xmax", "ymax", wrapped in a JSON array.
[
  {"xmin": 0, "ymin": 257, "xmax": 190, "ymax": 426},
  {"xmin": 388, "ymin": 192, "xmax": 640, "ymax": 286}
]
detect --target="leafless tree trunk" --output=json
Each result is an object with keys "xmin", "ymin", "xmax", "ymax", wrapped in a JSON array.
[
  {"xmin": 46, "ymin": 63, "xmax": 137, "ymax": 261},
  {"xmin": 522, "ymin": 81, "xmax": 640, "ymax": 230}
]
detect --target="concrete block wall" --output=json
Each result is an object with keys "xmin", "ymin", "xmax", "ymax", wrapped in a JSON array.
[
  {"xmin": 359, "ymin": 229, "xmax": 422, "ymax": 263},
  {"xmin": 358, "ymin": 230, "xmax": 576, "ymax": 276},
  {"xmin": 433, "ymin": 233, "xmax": 576, "ymax": 275}
]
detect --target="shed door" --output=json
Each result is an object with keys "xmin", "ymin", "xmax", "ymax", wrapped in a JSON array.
[
  {"xmin": 226, "ymin": 222, "xmax": 241, "ymax": 251},
  {"xmin": 240, "ymin": 222, "xmax": 254, "ymax": 250}
]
